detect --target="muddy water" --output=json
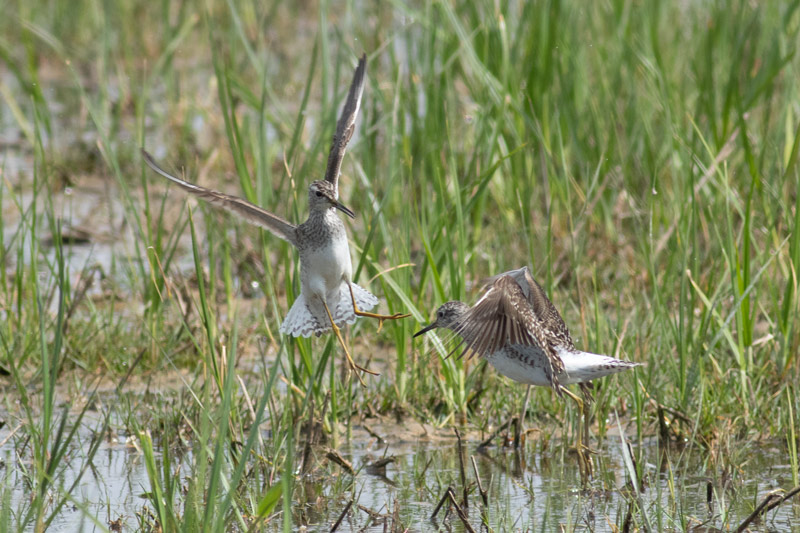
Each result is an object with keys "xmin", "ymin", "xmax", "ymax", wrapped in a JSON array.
[{"xmin": 3, "ymin": 413, "xmax": 799, "ymax": 532}]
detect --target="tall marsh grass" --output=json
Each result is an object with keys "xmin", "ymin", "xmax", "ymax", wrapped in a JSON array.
[{"xmin": 1, "ymin": 0, "xmax": 799, "ymax": 530}]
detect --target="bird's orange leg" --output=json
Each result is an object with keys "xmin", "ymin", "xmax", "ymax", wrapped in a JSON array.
[
  {"xmin": 322, "ymin": 301, "xmax": 378, "ymax": 387},
  {"xmin": 348, "ymin": 283, "xmax": 410, "ymax": 332}
]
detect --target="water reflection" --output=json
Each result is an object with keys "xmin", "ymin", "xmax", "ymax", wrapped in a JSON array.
[{"xmin": 2, "ymin": 422, "xmax": 798, "ymax": 531}]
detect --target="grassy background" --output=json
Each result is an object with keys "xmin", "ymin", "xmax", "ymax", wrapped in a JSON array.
[{"xmin": 1, "ymin": 0, "xmax": 800, "ymax": 530}]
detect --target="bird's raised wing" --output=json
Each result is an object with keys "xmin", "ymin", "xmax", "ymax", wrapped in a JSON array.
[
  {"xmin": 484, "ymin": 266, "xmax": 574, "ymax": 350},
  {"xmin": 323, "ymin": 53, "xmax": 366, "ymax": 196},
  {"xmin": 142, "ymin": 149, "xmax": 297, "ymax": 246},
  {"xmin": 521, "ymin": 269, "xmax": 575, "ymax": 350},
  {"xmin": 452, "ymin": 275, "xmax": 565, "ymax": 390}
]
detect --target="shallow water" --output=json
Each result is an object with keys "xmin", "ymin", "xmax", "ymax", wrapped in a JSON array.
[
  {"xmin": 3, "ymin": 410, "xmax": 799, "ymax": 532},
  {"xmin": 305, "ymin": 433, "xmax": 800, "ymax": 532},
  {"xmin": 1, "ymin": 427, "xmax": 150, "ymax": 531}
]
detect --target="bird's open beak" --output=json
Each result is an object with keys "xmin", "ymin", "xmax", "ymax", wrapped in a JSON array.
[
  {"xmin": 334, "ymin": 201, "xmax": 356, "ymax": 219},
  {"xmin": 413, "ymin": 322, "xmax": 438, "ymax": 338}
]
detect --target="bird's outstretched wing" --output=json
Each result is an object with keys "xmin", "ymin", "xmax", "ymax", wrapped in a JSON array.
[
  {"xmin": 521, "ymin": 268, "xmax": 575, "ymax": 350},
  {"xmin": 323, "ymin": 53, "xmax": 367, "ymax": 196},
  {"xmin": 484, "ymin": 266, "xmax": 574, "ymax": 349},
  {"xmin": 452, "ymin": 275, "xmax": 565, "ymax": 390},
  {"xmin": 142, "ymin": 149, "xmax": 297, "ymax": 245}
]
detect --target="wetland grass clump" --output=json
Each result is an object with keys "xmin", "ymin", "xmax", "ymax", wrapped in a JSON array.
[{"xmin": 1, "ymin": 0, "xmax": 800, "ymax": 531}]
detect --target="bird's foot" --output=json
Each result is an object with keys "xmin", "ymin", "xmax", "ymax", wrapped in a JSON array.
[
  {"xmin": 344, "ymin": 350, "xmax": 380, "ymax": 379},
  {"xmin": 323, "ymin": 301, "xmax": 379, "ymax": 387},
  {"xmin": 575, "ymin": 444, "xmax": 595, "ymax": 484},
  {"xmin": 352, "ymin": 308, "xmax": 411, "ymax": 332},
  {"xmin": 374, "ymin": 312, "xmax": 412, "ymax": 332},
  {"xmin": 348, "ymin": 284, "xmax": 410, "ymax": 332}
]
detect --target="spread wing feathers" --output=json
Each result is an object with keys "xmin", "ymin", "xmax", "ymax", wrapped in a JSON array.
[
  {"xmin": 323, "ymin": 53, "xmax": 367, "ymax": 194},
  {"xmin": 452, "ymin": 275, "xmax": 565, "ymax": 391},
  {"xmin": 142, "ymin": 150, "xmax": 297, "ymax": 246},
  {"xmin": 485, "ymin": 266, "xmax": 575, "ymax": 350},
  {"xmin": 523, "ymin": 270, "xmax": 575, "ymax": 350}
]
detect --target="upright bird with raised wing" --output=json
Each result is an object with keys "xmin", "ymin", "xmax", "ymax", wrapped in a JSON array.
[{"xmin": 143, "ymin": 54, "xmax": 409, "ymax": 383}]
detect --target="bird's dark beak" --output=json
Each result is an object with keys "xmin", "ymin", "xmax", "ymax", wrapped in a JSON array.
[
  {"xmin": 413, "ymin": 322, "xmax": 438, "ymax": 338},
  {"xmin": 333, "ymin": 201, "xmax": 356, "ymax": 219}
]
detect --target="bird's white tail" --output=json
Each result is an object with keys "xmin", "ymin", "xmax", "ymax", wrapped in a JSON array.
[
  {"xmin": 333, "ymin": 282, "xmax": 378, "ymax": 324},
  {"xmin": 557, "ymin": 347, "xmax": 641, "ymax": 385},
  {"xmin": 279, "ymin": 283, "xmax": 378, "ymax": 338},
  {"xmin": 280, "ymin": 293, "xmax": 321, "ymax": 338}
]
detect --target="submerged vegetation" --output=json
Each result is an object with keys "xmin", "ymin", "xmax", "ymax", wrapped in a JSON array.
[{"xmin": 1, "ymin": 0, "xmax": 800, "ymax": 530}]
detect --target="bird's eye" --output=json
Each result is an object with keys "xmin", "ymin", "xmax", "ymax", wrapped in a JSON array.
[
  {"xmin": 315, "ymin": 191, "xmax": 323, "ymax": 197},
  {"xmin": 438, "ymin": 310, "xmax": 444, "ymax": 318}
]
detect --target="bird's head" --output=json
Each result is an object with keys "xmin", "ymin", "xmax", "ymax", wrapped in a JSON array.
[
  {"xmin": 308, "ymin": 180, "xmax": 355, "ymax": 219},
  {"xmin": 413, "ymin": 301, "xmax": 471, "ymax": 337}
]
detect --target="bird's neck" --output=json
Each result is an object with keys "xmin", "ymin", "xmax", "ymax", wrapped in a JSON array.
[{"xmin": 307, "ymin": 207, "xmax": 344, "ymax": 227}]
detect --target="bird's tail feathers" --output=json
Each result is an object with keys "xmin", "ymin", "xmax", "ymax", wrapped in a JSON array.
[{"xmin": 280, "ymin": 294, "xmax": 324, "ymax": 338}]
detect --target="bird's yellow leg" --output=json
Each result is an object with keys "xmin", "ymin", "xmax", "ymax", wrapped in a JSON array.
[
  {"xmin": 348, "ymin": 283, "xmax": 410, "ymax": 331},
  {"xmin": 322, "ymin": 301, "xmax": 378, "ymax": 387},
  {"xmin": 578, "ymin": 383, "xmax": 597, "ymax": 457},
  {"xmin": 582, "ymin": 391, "xmax": 592, "ymax": 458},
  {"xmin": 515, "ymin": 385, "xmax": 532, "ymax": 449},
  {"xmin": 561, "ymin": 386, "xmax": 594, "ymax": 483}
]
